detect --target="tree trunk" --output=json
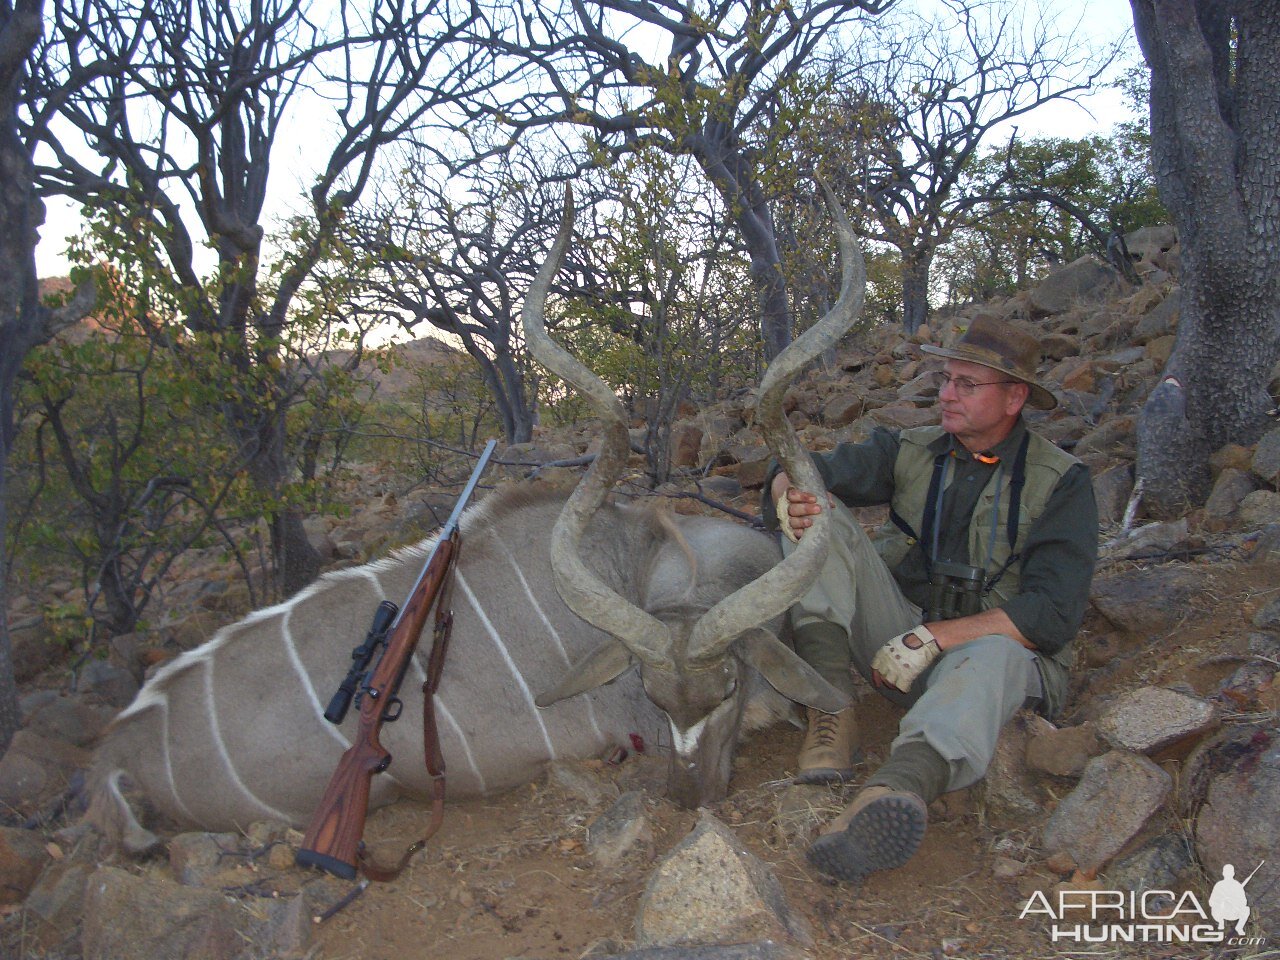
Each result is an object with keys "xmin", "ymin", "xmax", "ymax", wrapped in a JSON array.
[
  {"xmin": 0, "ymin": 418, "xmax": 21, "ymax": 758},
  {"xmin": 1130, "ymin": 0, "xmax": 1280, "ymax": 516},
  {"xmin": 238, "ymin": 401, "xmax": 320, "ymax": 599},
  {"xmin": 693, "ymin": 136, "xmax": 793, "ymax": 361},
  {"xmin": 0, "ymin": 0, "xmax": 46, "ymax": 756},
  {"xmin": 900, "ymin": 251, "xmax": 933, "ymax": 336},
  {"xmin": 479, "ymin": 346, "xmax": 535, "ymax": 444}
]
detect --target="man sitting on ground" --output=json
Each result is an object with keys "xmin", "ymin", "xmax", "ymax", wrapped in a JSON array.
[{"xmin": 767, "ymin": 316, "xmax": 1098, "ymax": 881}]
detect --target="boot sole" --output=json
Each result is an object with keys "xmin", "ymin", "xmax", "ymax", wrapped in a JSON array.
[
  {"xmin": 793, "ymin": 766, "xmax": 855, "ymax": 785},
  {"xmin": 794, "ymin": 748, "xmax": 865, "ymax": 785},
  {"xmin": 805, "ymin": 792, "xmax": 926, "ymax": 881}
]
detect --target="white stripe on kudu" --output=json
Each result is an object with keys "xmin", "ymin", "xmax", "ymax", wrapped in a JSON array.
[
  {"xmin": 496, "ymin": 539, "xmax": 605, "ymax": 743},
  {"xmin": 157, "ymin": 700, "xmax": 200, "ymax": 826},
  {"xmin": 204, "ymin": 656, "xmax": 296, "ymax": 824},
  {"xmin": 456, "ymin": 571, "xmax": 557, "ymax": 759},
  {"xmin": 435, "ymin": 698, "xmax": 487, "ymax": 793},
  {"xmin": 282, "ymin": 605, "xmax": 353, "ymax": 750}
]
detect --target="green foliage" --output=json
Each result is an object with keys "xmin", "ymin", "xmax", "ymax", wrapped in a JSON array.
[
  {"xmin": 9, "ymin": 194, "xmax": 386, "ymax": 643},
  {"xmin": 555, "ymin": 154, "xmax": 752, "ymax": 409},
  {"xmin": 936, "ymin": 132, "xmax": 1166, "ymax": 305},
  {"xmin": 546, "ymin": 152, "xmax": 760, "ymax": 480},
  {"xmin": 14, "ymin": 260, "xmax": 249, "ymax": 641}
]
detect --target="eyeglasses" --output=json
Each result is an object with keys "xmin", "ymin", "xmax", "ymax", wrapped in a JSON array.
[{"xmin": 933, "ymin": 372, "xmax": 1022, "ymax": 397}]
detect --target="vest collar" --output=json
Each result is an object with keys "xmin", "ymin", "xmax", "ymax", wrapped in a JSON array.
[{"xmin": 930, "ymin": 417, "xmax": 1028, "ymax": 464}]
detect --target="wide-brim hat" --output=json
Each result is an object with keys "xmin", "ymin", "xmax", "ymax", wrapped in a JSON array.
[{"xmin": 920, "ymin": 316, "xmax": 1057, "ymax": 410}]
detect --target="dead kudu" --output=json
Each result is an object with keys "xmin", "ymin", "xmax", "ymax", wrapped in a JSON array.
[{"xmin": 88, "ymin": 185, "xmax": 866, "ymax": 852}]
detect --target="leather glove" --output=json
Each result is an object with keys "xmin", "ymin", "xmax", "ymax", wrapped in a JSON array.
[
  {"xmin": 871, "ymin": 625, "xmax": 940, "ymax": 692},
  {"xmin": 775, "ymin": 491, "xmax": 801, "ymax": 543}
]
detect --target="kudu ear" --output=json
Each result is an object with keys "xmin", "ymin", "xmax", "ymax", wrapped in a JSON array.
[
  {"xmin": 733, "ymin": 627, "xmax": 852, "ymax": 714},
  {"xmin": 534, "ymin": 640, "xmax": 636, "ymax": 708}
]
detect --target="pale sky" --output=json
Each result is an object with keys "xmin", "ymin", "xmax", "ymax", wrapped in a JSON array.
[{"xmin": 33, "ymin": 0, "xmax": 1139, "ymax": 281}]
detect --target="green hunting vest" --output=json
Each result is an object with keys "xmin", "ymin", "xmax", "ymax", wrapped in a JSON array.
[{"xmin": 873, "ymin": 424, "xmax": 1081, "ymax": 708}]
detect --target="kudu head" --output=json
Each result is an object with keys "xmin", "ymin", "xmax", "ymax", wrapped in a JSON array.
[{"xmin": 524, "ymin": 183, "xmax": 866, "ymax": 807}]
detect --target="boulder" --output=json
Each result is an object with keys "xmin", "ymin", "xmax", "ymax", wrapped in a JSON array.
[
  {"xmin": 9, "ymin": 615, "xmax": 59, "ymax": 684},
  {"xmin": 1089, "ymin": 565, "xmax": 1207, "ymax": 636},
  {"xmin": 77, "ymin": 659, "xmax": 141, "ymax": 708},
  {"xmin": 1210, "ymin": 443, "xmax": 1256, "ymax": 478},
  {"xmin": 1040, "ymin": 332, "xmax": 1082, "ymax": 361},
  {"xmin": 821, "ymin": 394, "xmax": 864, "ymax": 427},
  {"xmin": 22, "ymin": 860, "xmax": 94, "ymax": 949},
  {"xmin": 983, "ymin": 711, "xmax": 1045, "ymax": 818},
  {"xmin": 81, "ymin": 865, "xmax": 313, "ymax": 960},
  {"xmin": 1091, "ymin": 462, "xmax": 1135, "ymax": 526},
  {"xmin": 670, "ymin": 424, "xmax": 704, "ymax": 469},
  {"xmin": 1251, "ymin": 426, "xmax": 1280, "ymax": 484},
  {"xmin": 1104, "ymin": 833, "xmax": 1194, "ymax": 893},
  {"xmin": 1028, "ymin": 257, "xmax": 1124, "ymax": 317},
  {"xmin": 1205, "ymin": 468, "xmax": 1258, "ymax": 519},
  {"xmin": 1251, "ymin": 524, "xmax": 1280, "ymax": 563},
  {"xmin": 867, "ymin": 401, "xmax": 938, "ymax": 431},
  {"xmin": 1073, "ymin": 417, "xmax": 1135, "ymax": 465},
  {"xmin": 588, "ymin": 791, "xmax": 652, "ymax": 868},
  {"xmin": 546, "ymin": 760, "xmax": 621, "ymax": 808},
  {"xmin": 1026, "ymin": 722, "xmax": 1103, "ymax": 779},
  {"xmin": 0, "ymin": 827, "xmax": 52, "ymax": 905},
  {"xmin": 1193, "ymin": 727, "xmax": 1280, "ymax": 931},
  {"xmin": 82, "ymin": 866, "xmax": 252, "ymax": 960},
  {"xmin": 1253, "ymin": 597, "xmax": 1280, "ymax": 632},
  {"xmin": 1041, "ymin": 751, "xmax": 1172, "ymax": 874},
  {"xmin": 1134, "ymin": 288, "xmax": 1180, "ymax": 343},
  {"xmin": 0, "ymin": 730, "xmax": 90, "ymax": 816},
  {"xmin": 168, "ymin": 832, "xmax": 243, "ymax": 886},
  {"xmin": 1124, "ymin": 224, "xmax": 1177, "ymax": 262},
  {"xmin": 698, "ymin": 475, "xmax": 742, "ymax": 501},
  {"xmin": 896, "ymin": 371, "xmax": 938, "ymax": 402},
  {"xmin": 635, "ymin": 813, "xmax": 810, "ymax": 949},
  {"xmin": 1095, "ymin": 686, "xmax": 1217, "ymax": 756},
  {"xmin": 1101, "ymin": 518, "xmax": 1189, "ymax": 561},
  {"xmin": 1145, "ymin": 334, "xmax": 1176, "ymax": 366},
  {"xmin": 1060, "ymin": 361, "xmax": 1097, "ymax": 393},
  {"xmin": 1239, "ymin": 491, "xmax": 1280, "ymax": 527},
  {"xmin": 735, "ymin": 456, "xmax": 773, "ymax": 491},
  {"xmin": 22, "ymin": 694, "xmax": 118, "ymax": 748}
]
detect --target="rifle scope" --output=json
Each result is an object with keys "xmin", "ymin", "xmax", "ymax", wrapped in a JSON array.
[{"xmin": 322, "ymin": 600, "xmax": 398, "ymax": 725}]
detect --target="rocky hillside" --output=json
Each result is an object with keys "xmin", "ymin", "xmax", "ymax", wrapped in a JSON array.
[{"xmin": 4, "ymin": 225, "xmax": 1280, "ymax": 959}]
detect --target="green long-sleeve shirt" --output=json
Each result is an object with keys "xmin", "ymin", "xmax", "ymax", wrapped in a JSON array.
[{"xmin": 766, "ymin": 420, "xmax": 1098, "ymax": 655}]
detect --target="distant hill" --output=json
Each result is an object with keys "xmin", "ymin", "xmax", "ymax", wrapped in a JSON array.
[
  {"xmin": 39, "ymin": 274, "xmax": 466, "ymax": 404},
  {"xmin": 326, "ymin": 335, "xmax": 468, "ymax": 404}
]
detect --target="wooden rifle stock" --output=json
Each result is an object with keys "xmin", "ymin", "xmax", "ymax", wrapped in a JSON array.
[{"xmin": 296, "ymin": 534, "xmax": 456, "ymax": 879}]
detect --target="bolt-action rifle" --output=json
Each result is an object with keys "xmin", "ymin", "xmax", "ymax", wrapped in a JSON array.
[{"xmin": 296, "ymin": 440, "xmax": 497, "ymax": 880}]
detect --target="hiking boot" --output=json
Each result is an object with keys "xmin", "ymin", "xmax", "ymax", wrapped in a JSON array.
[
  {"xmin": 794, "ymin": 706, "xmax": 859, "ymax": 784},
  {"xmin": 805, "ymin": 785, "xmax": 927, "ymax": 881}
]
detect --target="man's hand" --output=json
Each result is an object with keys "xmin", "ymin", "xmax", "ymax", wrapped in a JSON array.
[
  {"xmin": 771, "ymin": 471, "xmax": 825, "ymax": 543},
  {"xmin": 871, "ymin": 626, "xmax": 941, "ymax": 692}
]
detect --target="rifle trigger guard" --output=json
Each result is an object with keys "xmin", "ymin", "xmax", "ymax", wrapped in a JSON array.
[{"xmin": 383, "ymin": 697, "xmax": 403, "ymax": 722}]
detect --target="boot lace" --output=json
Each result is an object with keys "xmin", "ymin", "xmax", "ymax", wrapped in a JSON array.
[{"xmin": 810, "ymin": 712, "xmax": 840, "ymax": 746}]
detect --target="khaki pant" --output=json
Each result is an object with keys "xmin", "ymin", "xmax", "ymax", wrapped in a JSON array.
[{"xmin": 784, "ymin": 500, "xmax": 1048, "ymax": 793}]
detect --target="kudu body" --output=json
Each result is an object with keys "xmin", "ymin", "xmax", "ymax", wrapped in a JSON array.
[{"xmin": 89, "ymin": 183, "xmax": 866, "ymax": 847}]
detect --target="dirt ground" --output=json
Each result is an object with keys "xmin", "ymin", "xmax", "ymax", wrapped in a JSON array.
[{"xmin": 299, "ymin": 554, "xmax": 1279, "ymax": 960}]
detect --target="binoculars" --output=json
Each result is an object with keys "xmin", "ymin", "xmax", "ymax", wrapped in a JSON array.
[{"xmin": 927, "ymin": 561, "xmax": 986, "ymax": 621}]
